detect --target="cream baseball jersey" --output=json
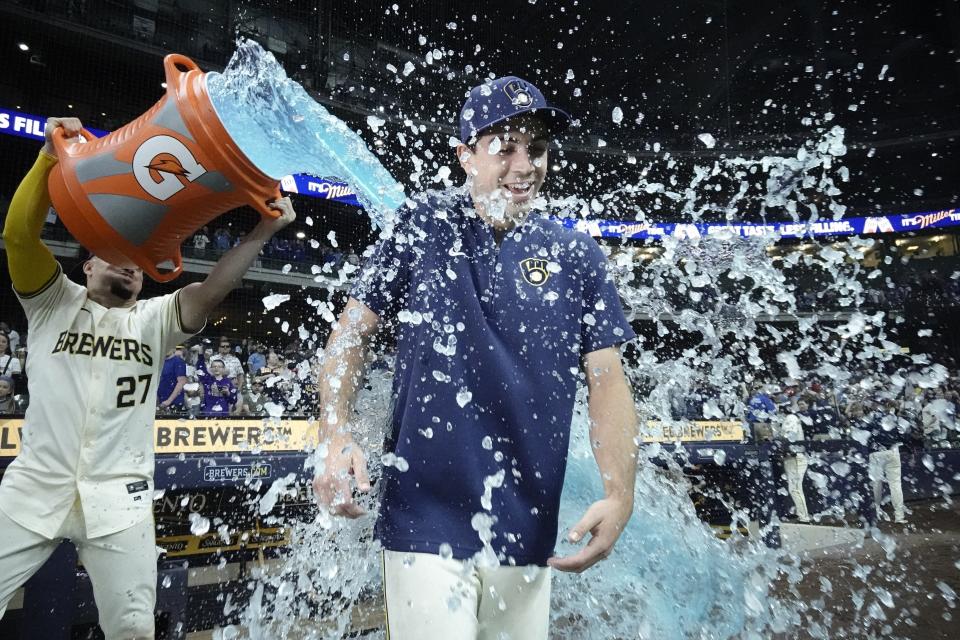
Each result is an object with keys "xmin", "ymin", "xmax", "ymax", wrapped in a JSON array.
[{"xmin": 0, "ymin": 267, "xmax": 194, "ymax": 538}]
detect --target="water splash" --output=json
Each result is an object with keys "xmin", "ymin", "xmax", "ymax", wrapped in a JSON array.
[
  {"xmin": 232, "ymin": 70, "xmax": 926, "ymax": 637},
  {"xmin": 206, "ymin": 39, "xmax": 406, "ymax": 219},
  {"xmin": 553, "ymin": 413, "xmax": 793, "ymax": 639}
]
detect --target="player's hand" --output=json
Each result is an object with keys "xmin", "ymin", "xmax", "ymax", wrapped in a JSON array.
[
  {"xmin": 312, "ymin": 434, "xmax": 370, "ymax": 519},
  {"xmin": 42, "ymin": 117, "xmax": 84, "ymax": 157},
  {"xmin": 547, "ymin": 496, "xmax": 633, "ymax": 573},
  {"xmin": 254, "ymin": 197, "xmax": 296, "ymax": 237}
]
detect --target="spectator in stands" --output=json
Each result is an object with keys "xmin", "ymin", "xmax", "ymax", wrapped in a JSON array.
[
  {"xmin": 157, "ymin": 346, "xmax": 188, "ymax": 414},
  {"xmin": 777, "ymin": 413, "xmax": 810, "ymax": 523},
  {"xmin": 255, "ymin": 350, "xmax": 293, "ymax": 407},
  {"xmin": 270, "ymin": 235, "xmax": 290, "ymax": 261},
  {"xmin": 292, "ymin": 238, "xmax": 307, "ymax": 263},
  {"xmin": 217, "ymin": 337, "xmax": 244, "ymax": 383},
  {"xmin": 0, "ymin": 376, "xmax": 17, "ymax": 415},
  {"xmin": 247, "ymin": 342, "xmax": 267, "ymax": 376},
  {"xmin": 746, "ymin": 383, "xmax": 777, "ymax": 439},
  {"xmin": 185, "ymin": 343, "xmax": 203, "ymax": 378},
  {"xmin": 200, "ymin": 358, "xmax": 236, "ymax": 416},
  {"xmin": 214, "ymin": 227, "xmax": 232, "ymax": 254},
  {"xmin": 0, "ymin": 322, "xmax": 20, "ymax": 352},
  {"xmin": 237, "ymin": 379, "xmax": 268, "ymax": 417},
  {"xmin": 796, "ymin": 396, "xmax": 838, "ymax": 440},
  {"xmin": 0, "ymin": 333, "xmax": 21, "ymax": 380},
  {"xmin": 183, "ymin": 375, "xmax": 202, "ymax": 418},
  {"xmin": 192, "ymin": 226, "xmax": 211, "ymax": 255}
]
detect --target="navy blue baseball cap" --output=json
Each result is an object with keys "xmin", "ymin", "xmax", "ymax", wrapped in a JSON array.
[{"xmin": 459, "ymin": 76, "xmax": 572, "ymax": 143}]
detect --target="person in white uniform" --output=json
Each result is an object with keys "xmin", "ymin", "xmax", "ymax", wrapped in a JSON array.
[
  {"xmin": 778, "ymin": 413, "xmax": 810, "ymax": 523},
  {"xmin": 0, "ymin": 117, "xmax": 295, "ymax": 639}
]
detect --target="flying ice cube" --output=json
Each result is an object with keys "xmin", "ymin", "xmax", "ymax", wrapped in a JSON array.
[
  {"xmin": 456, "ymin": 388, "xmax": 473, "ymax": 407},
  {"xmin": 189, "ymin": 512, "xmax": 211, "ymax": 536},
  {"xmin": 612, "ymin": 106, "xmax": 624, "ymax": 124},
  {"xmin": 698, "ymin": 133, "xmax": 716, "ymax": 149},
  {"xmin": 262, "ymin": 293, "xmax": 290, "ymax": 311}
]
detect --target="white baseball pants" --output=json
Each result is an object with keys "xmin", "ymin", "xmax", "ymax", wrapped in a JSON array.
[
  {"xmin": 382, "ymin": 549, "xmax": 552, "ymax": 640},
  {"xmin": 783, "ymin": 453, "xmax": 810, "ymax": 522},
  {"xmin": 0, "ymin": 498, "xmax": 157, "ymax": 639},
  {"xmin": 869, "ymin": 445, "xmax": 905, "ymax": 522}
]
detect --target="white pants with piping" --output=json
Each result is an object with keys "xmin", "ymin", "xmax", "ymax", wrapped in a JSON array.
[
  {"xmin": 0, "ymin": 499, "xmax": 157, "ymax": 639},
  {"xmin": 783, "ymin": 453, "xmax": 810, "ymax": 522},
  {"xmin": 382, "ymin": 549, "xmax": 551, "ymax": 640},
  {"xmin": 869, "ymin": 445, "xmax": 905, "ymax": 522}
]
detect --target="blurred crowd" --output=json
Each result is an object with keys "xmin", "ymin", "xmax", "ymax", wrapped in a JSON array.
[
  {"xmin": 2, "ymin": 315, "xmax": 959, "ymax": 456},
  {"xmin": 153, "ymin": 335, "xmax": 323, "ymax": 419},
  {"xmin": 0, "ymin": 322, "xmax": 330, "ymax": 418},
  {"xmin": 185, "ymin": 226, "xmax": 360, "ymax": 273}
]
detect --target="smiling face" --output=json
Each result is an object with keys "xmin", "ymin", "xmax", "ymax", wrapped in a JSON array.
[
  {"xmin": 83, "ymin": 256, "xmax": 143, "ymax": 304},
  {"xmin": 0, "ymin": 379, "xmax": 11, "ymax": 397},
  {"xmin": 456, "ymin": 114, "xmax": 550, "ymax": 230}
]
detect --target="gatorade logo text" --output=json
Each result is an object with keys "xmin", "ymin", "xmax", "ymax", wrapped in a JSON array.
[{"xmin": 132, "ymin": 135, "xmax": 207, "ymax": 201}]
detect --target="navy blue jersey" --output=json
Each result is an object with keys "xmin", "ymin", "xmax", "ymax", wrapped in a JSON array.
[{"xmin": 351, "ymin": 191, "xmax": 635, "ymax": 566}]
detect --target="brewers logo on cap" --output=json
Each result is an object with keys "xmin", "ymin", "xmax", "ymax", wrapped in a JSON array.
[
  {"xmin": 504, "ymin": 80, "xmax": 533, "ymax": 107},
  {"xmin": 520, "ymin": 258, "xmax": 550, "ymax": 286}
]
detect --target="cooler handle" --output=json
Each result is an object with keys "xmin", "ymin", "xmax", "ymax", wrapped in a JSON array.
[
  {"xmin": 163, "ymin": 54, "xmax": 200, "ymax": 88},
  {"xmin": 147, "ymin": 252, "xmax": 184, "ymax": 283},
  {"xmin": 251, "ymin": 186, "xmax": 285, "ymax": 219}
]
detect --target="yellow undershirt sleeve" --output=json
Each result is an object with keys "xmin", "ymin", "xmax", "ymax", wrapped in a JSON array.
[{"xmin": 2, "ymin": 151, "xmax": 60, "ymax": 296}]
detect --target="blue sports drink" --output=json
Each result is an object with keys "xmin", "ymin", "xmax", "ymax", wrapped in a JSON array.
[{"xmin": 206, "ymin": 39, "xmax": 406, "ymax": 219}]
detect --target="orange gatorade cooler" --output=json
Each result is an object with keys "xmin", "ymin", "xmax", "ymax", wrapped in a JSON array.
[{"xmin": 47, "ymin": 54, "xmax": 281, "ymax": 282}]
